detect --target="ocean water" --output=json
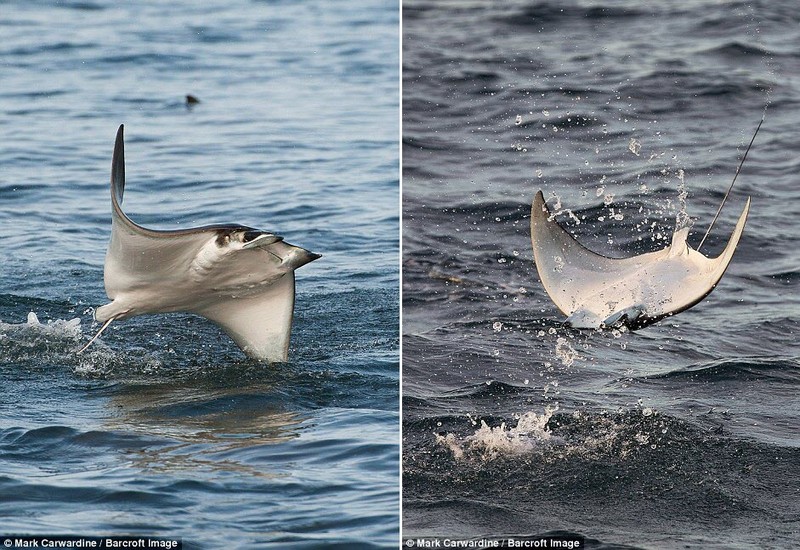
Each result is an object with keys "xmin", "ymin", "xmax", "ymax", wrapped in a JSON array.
[
  {"xmin": 403, "ymin": 1, "xmax": 798, "ymax": 548},
  {"xmin": 0, "ymin": 1, "xmax": 399, "ymax": 548}
]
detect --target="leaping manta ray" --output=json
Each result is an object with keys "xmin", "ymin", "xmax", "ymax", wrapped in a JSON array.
[
  {"xmin": 79, "ymin": 125, "xmax": 320, "ymax": 361},
  {"xmin": 530, "ymin": 117, "xmax": 762, "ymax": 330},
  {"xmin": 530, "ymin": 191, "xmax": 749, "ymax": 329}
]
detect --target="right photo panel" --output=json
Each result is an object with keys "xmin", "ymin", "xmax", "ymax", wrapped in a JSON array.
[{"xmin": 403, "ymin": 1, "xmax": 798, "ymax": 548}]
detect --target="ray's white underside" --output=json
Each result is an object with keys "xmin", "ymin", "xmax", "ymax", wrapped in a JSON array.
[{"xmin": 530, "ymin": 190, "xmax": 750, "ymax": 329}]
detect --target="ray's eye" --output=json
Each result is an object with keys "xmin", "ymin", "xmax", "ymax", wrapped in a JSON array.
[
  {"xmin": 242, "ymin": 230, "xmax": 262, "ymax": 243},
  {"xmin": 215, "ymin": 233, "xmax": 232, "ymax": 247}
]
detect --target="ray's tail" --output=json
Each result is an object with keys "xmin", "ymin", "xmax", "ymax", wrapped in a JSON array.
[
  {"xmin": 77, "ymin": 318, "xmax": 114, "ymax": 354},
  {"xmin": 697, "ymin": 108, "xmax": 766, "ymax": 252}
]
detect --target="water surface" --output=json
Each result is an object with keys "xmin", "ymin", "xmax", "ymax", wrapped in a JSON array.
[
  {"xmin": 403, "ymin": 1, "xmax": 798, "ymax": 548},
  {"xmin": 1, "ymin": 1, "xmax": 399, "ymax": 547}
]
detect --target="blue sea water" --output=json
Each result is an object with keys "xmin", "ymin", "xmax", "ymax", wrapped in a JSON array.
[
  {"xmin": 0, "ymin": 1, "xmax": 399, "ymax": 548},
  {"xmin": 403, "ymin": 1, "xmax": 799, "ymax": 548}
]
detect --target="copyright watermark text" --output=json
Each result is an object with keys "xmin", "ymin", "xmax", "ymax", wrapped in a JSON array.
[
  {"xmin": 404, "ymin": 536, "xmax": 584, "ymax": 549},
  {"xmin": 2, "ymin": 537, "xmax": 180, "ymax": 549}
]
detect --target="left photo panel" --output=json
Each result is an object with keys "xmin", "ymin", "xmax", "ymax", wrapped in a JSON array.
[{"xmin": 0, "ymin": 1, "xmax": 399, "ymax": 548}]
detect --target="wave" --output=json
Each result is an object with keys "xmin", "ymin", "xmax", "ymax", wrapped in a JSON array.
[
  {"xmin": 405, "ymin": 404, "xmax": 799, "ymax": 487},
  {"xmin": 6, "ymin": 42, "xmax": 94, "ymax": 57},
  {"xmin": 501, "ymin": 3, "xmax": 647, "ymax": 27},
  {"xmin": 619, "ymin": 69, "xmax": 766, "ymax": 102},
  {"xmin": 703, "ymin": 41, "xmax": 776, "ymax": 59},
  {"xmin": 0, "ymin": 425, "xmax": 164, "ymax": 460},
  {"xmin": 639, "ymin": 357, "xmax": 800, "ymax": 383}
]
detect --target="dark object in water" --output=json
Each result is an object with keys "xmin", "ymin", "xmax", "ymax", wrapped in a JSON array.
[{"xmin": 186, "ymin": 94, "xmax": 200, "ymax": 105}]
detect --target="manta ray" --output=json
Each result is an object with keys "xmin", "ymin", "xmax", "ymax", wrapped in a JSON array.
[
  {"xmin": 80, "ymin": 125, "xmax": 320, "ymax": 362},
  {"xmin": 529, "ymin": 190, "xmax": 749, "ymax": 329}
]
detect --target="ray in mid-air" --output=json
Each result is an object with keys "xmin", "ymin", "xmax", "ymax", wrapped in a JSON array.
[
  {"xmin": 529, "ymin": 190, "xmax": 749, "ymax": 329},
  {"xmin": 529, "ymin": 115, "xmax": 764, "ymax": 330},
  {"xmin": 79, "ymin": 125, "xmax": 320, "ymax": 362}
]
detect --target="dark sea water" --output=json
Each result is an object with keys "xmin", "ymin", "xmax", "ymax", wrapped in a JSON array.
[
  {"xmin": 403, "ymin": 1, "xmax": 798, "ymax": 548},
  {"xmin": 0, "ymin": 1, "xmax": 399, "ymax": 548}
]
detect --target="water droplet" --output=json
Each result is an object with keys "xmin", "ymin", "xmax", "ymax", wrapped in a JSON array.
[{"xmin": 492, "ymin": 321, "xmax": 503, "ymax": 332}]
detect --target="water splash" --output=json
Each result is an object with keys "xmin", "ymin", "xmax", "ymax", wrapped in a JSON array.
[
  {"xmin": 0, "ymin": 311, "xmax": 162, "ymax": 377},
  {"xmin": 435, "ymin": 405, "xmax": 559, "ymax": 461},
  {"xmin": 435, "ymin": 406, "xmax": 689, "ymax": 464},
  {"xmin": 555, "ymin": 336, "xmax": 578, "ymax": 367},
  {"xmin": 0, "ymin": 312, "xmax": 82, "ymax": 344},
  {"xmin": 674, "ymin": 168, "xmax": 692, "ymax": 231}
]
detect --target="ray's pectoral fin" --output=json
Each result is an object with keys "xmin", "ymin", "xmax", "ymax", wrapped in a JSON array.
[{"xmin": 194, "ymin": 272, "xmax": 296, "ymax": 363}]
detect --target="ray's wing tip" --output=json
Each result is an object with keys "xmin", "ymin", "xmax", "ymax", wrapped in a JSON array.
[
  {"xmin": 531, "ymin": 189, "xmax": 549, "ymax": 219},
  {"xmin": 113, "ymin": 125, "xmax": 125, "ymax": 161},
  {"xmin": 739, "ymin": 196, "xmax": 752, "ymax": 221}
]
